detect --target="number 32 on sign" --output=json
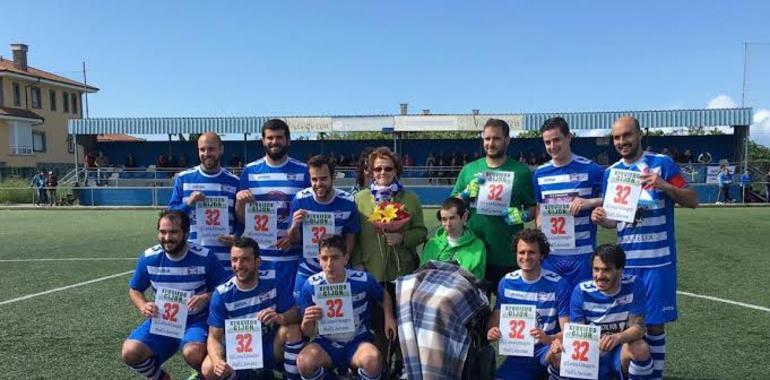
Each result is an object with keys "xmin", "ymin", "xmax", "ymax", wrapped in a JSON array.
[
  {"xmin": 225, "ymin": 318, "xmax": 264, "ymax": 370},
  {"xmin": 560, "ymin": 323, "xmax": 600, "ymax": 380},
  {"xmin": 601, "ymin": 169, "xmax": 642, "ymax": 223}
]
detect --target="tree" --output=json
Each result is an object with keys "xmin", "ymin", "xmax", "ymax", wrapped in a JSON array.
[{"xmin": 748, "ymin": 140, "xmax": 770, "ymax": 161}]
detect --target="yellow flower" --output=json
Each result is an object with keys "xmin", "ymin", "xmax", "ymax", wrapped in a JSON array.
[
  {"xmin": 381, "ymin": 204, "xmax": 399, "ymax": 223},
  {"xmin": 368, "ymin": 208, "xmax": 384, "ymax": 222}
]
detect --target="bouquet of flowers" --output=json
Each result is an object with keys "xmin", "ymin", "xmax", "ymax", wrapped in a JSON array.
[{"xmin": 368, "ymin": 201, "xmax": 412, "ymax": 232}]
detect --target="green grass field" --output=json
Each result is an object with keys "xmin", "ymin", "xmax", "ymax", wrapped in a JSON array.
[{"xmin": 0, "ymin": 208, "xmax": 768, "ymax": 379}]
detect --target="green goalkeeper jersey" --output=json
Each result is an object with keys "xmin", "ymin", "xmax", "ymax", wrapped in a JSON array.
[{"xmin": 451, "ymin": 157, "xmax": 535, "ymax": 267}]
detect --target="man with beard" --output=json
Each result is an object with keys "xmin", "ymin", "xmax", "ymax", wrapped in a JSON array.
[
  {"xmin": 452, "ymin": 118, "xmax": 536, "ymax": 291},
  {"xmin": 121, "ymin": 210, "xmax": 227, "ymax": 380},
  {"xmin": 533, "ymin": 117, "xmax": 604, "ymax": 289},
  {"xmin": 235, "ymin": 119, "xmax": 311, "ymax": 300},
  {"xmin": 591, "ymin": 116, "xmax": 698, "ymax": 380},
  {"xmin": 168, "ymin": 132, "xmax": 241, "ymax": 273},
  {"xmin": 284, "ymin": 155, "xmax": 360, "ymax": 301},
  {"xmin": 203, "ymin": 237, "xmax": 304, "ymax": 380},
  {"xmin": 546, "ymin": 244, "xmax": 653, "ymax": 380}
]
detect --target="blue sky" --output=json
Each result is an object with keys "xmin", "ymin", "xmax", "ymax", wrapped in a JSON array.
[{"xmin": 3, "ymin": 1, "xmax": 770, "ymax": 143}]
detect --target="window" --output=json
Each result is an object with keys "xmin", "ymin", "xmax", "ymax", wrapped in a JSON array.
[
  {"xmin": 71, "ymin": 93, "xmax": 78, "ymax": 114},
  {"xmin": 62, "ymin": 92, "xmax": 70, "ymax": 113},
  {"xmin": 31, "ymin": 86, "xmax": 41, "ymax": 109},
  {"xmin": 0, "ymin": 78, "xmax": 4, "ymax": 106},
  {"xmin": 13, "ymin": 82, "xmax": 21, "ymax": 106},
  {"xmin": 32, "ymin": 131, "xmax": 46, "ymax": 152},
  {"xmin": 49, "ymin": 90, "xmax": 57, "ymax": 111}
]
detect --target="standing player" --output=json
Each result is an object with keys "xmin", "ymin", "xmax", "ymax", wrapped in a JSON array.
[
  {"xmin": 235, "ymin": 119, "xmax": 311, "ymax": 297},
  {"xmin": 591, "ymin": 116, "xmax": 699, "ymax": 380},
  {"xmin": 533, "ymin": 117, "xmax": 604, "ymax": 289},
  {"xmin": 452, "ymin": 118, "xmax": 537, "ymax": 291},
  {"xmin": 121, "ymin": 210, "xmax": 227, "ymax": 380},
  {"xmin": 203, "ymin": 237, "xmax": 304, "ymax": 380},
  {"xmin": 284, "ymin": 155, "xmax": 360, "ymax": 300},
  {"xmin": 546, "ymin": 244, "xmax": 654, "ymax": 380},
  {"xmin": 486, "ymin": 229, "xmax": 570, "ymax": 380},
  {"xmin": 296, "ymin": 234, "xmax": 396, "ymax": 380},
  {"xmin": 168, "ymin": 132, "xmax": 241, "ymax": 273}
]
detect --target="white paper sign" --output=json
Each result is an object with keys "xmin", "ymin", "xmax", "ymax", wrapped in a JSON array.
[
  {"xmin": 302, "ymin": 212, "xmax": 335, "ymax": 260},
  {"xmin": 315, "ymin": 283, "xmax": 355, "ymax": 337},
  {"xmin": 602, "ymin": 169, "xmax": 642, "ymax": 223},
  {"xmin": 151, "ymin": 287, "xmax": 192, "ymax": 339},
  {"xmin": 540, "ymin": 203, "xmax": 576, "ymax": 250},
  {"xmin": 195, "ymin": 196, "xmax": 229, "ymax": 241},
  {"xmin": 225, "ymin": 318, "xmax": 264, "ymax": 370},
  {"xmin": 560, "ymin": 323, "xmax": 601, "ymax": 380},
  {"xmin": 476, "ymin": 171, "xmax": 514, "ymax": 216},
  {"xmin": 244, "ymin": 201, "xmax": 279, "ymax": 249},
  {"xmin": 499, "ymin": 304, "xmax": 537, "ymax": 357}
]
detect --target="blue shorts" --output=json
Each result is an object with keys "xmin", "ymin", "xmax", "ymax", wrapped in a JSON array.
[
  {"xmin": 313, "ymin": 332, "xmax": 374, "ymax": 369},
  {"xmin": 127, "ymin": 317, "xmax": 208, "ymax": 364},
  {"xmin": 626, "ymin": 264, "xmax": 678, "ymax": 325},
  {"xmin": 496, "ymin": 344, "xmax": 550, "ymax": 380},
  {"xmin": 542, "ymin": 254, "xmax": 592, "ymax": 290},
  {"xmin": 261, "ymin": 259, "xmax": 299, "ymax": 302},
  {"xmin": 598, "ymin": 344, "xmax": 623, "ymax": 379}
]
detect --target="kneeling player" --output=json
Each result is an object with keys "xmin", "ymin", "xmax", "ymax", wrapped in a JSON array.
[
  {"xmin": 486, "ymin": 228, "xmax": 570, "ymax": 380},
  {"xmin": 546, "ymin": 244, "xmax": 654, "ymax": 380},
  {"xmin": 122, "ymin": 210, "xmax": 227, "ymax": 379},
  {"xmin": 203, "ymin": 237, "xmax": 304, "ymax": 380},
  {"xmin": 296, "ymin": 234, "xmax": 396, "ymax": 380}
]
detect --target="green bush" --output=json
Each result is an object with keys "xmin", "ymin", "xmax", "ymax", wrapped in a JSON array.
[{"xmin": 0, "ymin": 178, "xmax": 36, "ymax": 204}]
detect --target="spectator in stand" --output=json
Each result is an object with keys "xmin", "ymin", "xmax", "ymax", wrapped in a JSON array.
[
  {"xmin": 518, "ymin": 151, "xmax": 527, "ymax": 164},
  {"xmin": 645, "ymin": 146, "xmax": 654, "ymax": 153},
  {"xmin": 436, "ymin": 151, "xmax": 447, "ymax": 182},
  {"xmin": 527, "ymin": 152, "xmax": 538, "ymax": 167},
  {"xmin": 177, "ymin": 153, "xmax": 189, "ymax": 168},
  {"xmin": 338, "ymin": 153, "xmax": 350, "ymax": 167},
  {"xmin": 95, "ymin": 151, "xmax": 110, "ymax": 186},
  {"xmin": 460, "ymin": 152, "xmax": 469, "ymax": 166},
  {"xmin": 125, "ymin": 153, "xmax": 137, "ymax": 168},
  {"xmin": 351, "ymin": 147, "xmax": 374, "ymax": 196},
  {"xmin": 30, "ymin": 170, "xmax": 48, "ymax": 206},
  {"xmin": 740, "ymin": 169, "xmax": 752, "ymax": 203},
  {"xmin": 661, "ymin": 146, "xmax": 671, "ymax": 157},
  {"xmin": 538, "ymin": 152, "xmax": 549, "ymax": 165},
  {"xmin": 156, "ymin": 153, "xmax": 169, "ymax": 168},
  {"xmin": 228, "ymin": 153, "xmax": 242, "ymax": 168},
  {"xmin": 167, "ymin": 154, "xmax": 177, "ymax": 168},
  {"xmin": 682, "ymin": 149, "xmax": 693, "ymax": 163},
  {"xmin": 46, "ymin": 171, "xmax": 58, "ymax": 206},
  {"xmin": 402, "ymin": 153, "xmax": 414, "ymax": 168},
  {"xmin": 84, "ymin": 151, "xmax": 96, "ymax": 169},
  {"xmin": 472, "ymin": 151, "xmax": 481, "ymax": 161},
  {"xmin": 596, "ymin": 149, "xmax": 609, "ymax": 166},
  {"xmin": 698, "ymin": 151, "xmax": 712, "ymax": 164},
  {"xmin": 328, "ymin": 151, "xmax": 338, "ymax": 166},
  {"xmin": 671, "ymin": 148, "xmax": 681, "ymax": 163},
  {"xmin": 717, "ymin": 165, "xmax": 733, "ymax": 204}
]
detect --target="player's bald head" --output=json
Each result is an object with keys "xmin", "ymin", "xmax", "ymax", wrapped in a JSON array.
[
  {"xmin": 198, "ymin": 132, "xmax": 223, "ymax": 146},
  {"xmin": 612, "ymin": 116, "xmax": 640, "ymax": 133}
]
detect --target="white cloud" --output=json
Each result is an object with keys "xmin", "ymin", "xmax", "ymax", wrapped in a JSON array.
[
  {"xmin": 706, "ymin": 94, "xmax": 738, "ymax": 109},
  {"xmin": 752, "ymin": 108, "xmax": 770, "ymax": 147}
]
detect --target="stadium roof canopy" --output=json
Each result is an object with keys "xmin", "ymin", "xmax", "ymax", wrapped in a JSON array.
[{"xmin": 68, "ymin": 108, "xmax": 753, "ymax": 135}]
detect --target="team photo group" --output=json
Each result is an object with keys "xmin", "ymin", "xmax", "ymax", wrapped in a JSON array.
[{"xmin": 120, "ymin": 114, "xmax": 697, "ymax": 380}]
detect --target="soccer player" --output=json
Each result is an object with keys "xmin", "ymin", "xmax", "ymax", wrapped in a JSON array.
[
  {"xmin": 296, "ymin": 234, "xmax": 396, "ymax": 380},
  {"xmin": 420, "ymin": 197, "xmax": 487, "ymax": 280},
  {"xmin": 486, "ymin": 228, "xmax": 569, "ymax": 380},
  {"xmin": 546, "ymin": 244, "xmax": 654, "ymax": 380},
  {"xmin": 533, "ymin": 117, "xmax": 604, "ymax": 289},
  {"xmin": 235, "ymin": 119, "xmax": 311, "ymax": 296},
  {"xmin": 121, "ymin": 210, "xmax": 227, "ymax": 380},
  {"xmin": 168, "ymin": 132, "xmax": 241, "ymax": 273},
  {"xmin": 284, "ymin": 155, "xmax": 360, "ymax": 300},
  {"xmin": 591, "ymin": 116, "xmax": 699, "ymax": 379},
  {"xmin": 203, "ymin": 237, "xmax": 304, "ymax": 380},
  {"xmin": 452, "ymin": 118, "xmax": 537, "ymax": 290}
]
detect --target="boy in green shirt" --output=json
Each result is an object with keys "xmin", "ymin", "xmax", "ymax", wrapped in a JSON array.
[
  {"xmin": 451, "ymin": 118, "xmax": 536, "ymax": 289},
  {"xmin": 420, "ymin": 197, "xmax": 486, "ymax": 279}
]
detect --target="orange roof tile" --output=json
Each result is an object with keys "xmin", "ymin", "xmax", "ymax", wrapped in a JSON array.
[{"xmin": 0, "ymin": 58, "xmax": 99, "ymax": 92}]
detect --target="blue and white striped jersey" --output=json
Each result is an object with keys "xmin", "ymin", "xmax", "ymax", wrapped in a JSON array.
[
  {"xmin": 603, "ymin": 153, "xmax": 688, "ymax": 268},
  {"xmin": 129, "ymin": 243, "xmax": 227, "ymax": 321},
  {"xmin": 239, "ymin": 157, "xmax": 310, "ymax": 263},
  {"xmin": 494, "ymin": 269, "xmax": 570, "ymax": 343},
  {"xmin": 533, "ymin": 155, "xmax": 604, "ymax": 256},
  {"xmin": 570, "ymin": 274, "xmax": 646, "ymax": 335},
  {"xmin": 168, "ymin": 165, "xmax": 240, "ymax": 272},
  {"xmin": 207, "ymin": 269, "xmax": 295, "ymax": 336},
  {"xmin": 299, "ymin": 269, "xmax": 383, "ymax": 343},
  {"xmin": 291, "ymin": 188, "xmax": 361, "ymax": 276}
]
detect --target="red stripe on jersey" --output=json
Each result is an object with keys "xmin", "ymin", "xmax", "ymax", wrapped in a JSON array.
[{"xmin": 668, "ymin": 173, "xmax": 688, "ymax": 189}]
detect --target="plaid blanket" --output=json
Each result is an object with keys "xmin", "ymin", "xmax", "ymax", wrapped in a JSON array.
[{"xmin": 396, "ymin": 261, "xmax": 489, "ymax": 380}]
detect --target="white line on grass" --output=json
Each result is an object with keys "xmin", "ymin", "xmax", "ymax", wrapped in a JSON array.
[
  {"xmin": 0, "ymin": 271, "xmax": 133, "ymax": 306},
  {"xmin": 0, "ymin": 258, "xmax": 135, "ymax": 262},
  {"xmin": 677, "ymin": 290, "xmax": 770, "ymax": 313}
]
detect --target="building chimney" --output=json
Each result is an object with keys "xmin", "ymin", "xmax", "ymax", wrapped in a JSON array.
[
  {"xmin": 399, "ymin": 103, "xmax": 408, "ymax": 115},
  {"xmin": 11, "ymin": 44, "xmax": 28, "ymax": 71},
  {"xmin": 422, "ymin": 109, "xmax": 431, "ymax": 115}
]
